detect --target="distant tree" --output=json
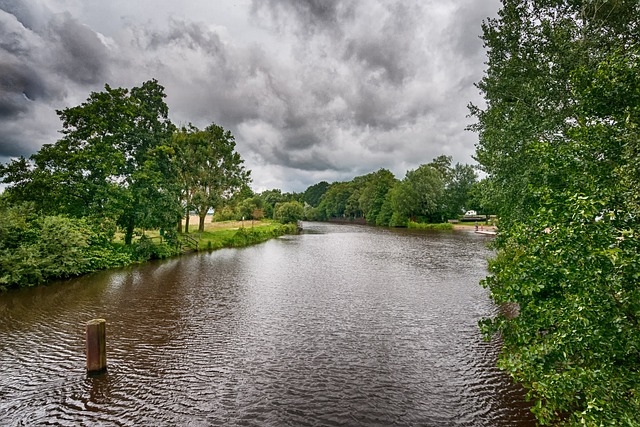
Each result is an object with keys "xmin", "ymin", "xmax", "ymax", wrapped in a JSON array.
[
  {"xmin": 302, "ymin": 181, "xmax": 330, "ymax": 207},
  {"xmin": 172, "ymin": 124, "xmax": 250, "ymax": 232},
  {"xmin": 317, "ymin": 182, "xmax": 353, "ymax": 219},
  {"xmin": 259, "ymin": 189, "xmax": 287, "ymax": 219},
  {"xmin": 376, "ymin": 186, "xmax": 396, "ymax": 226},
  {"xmin": 357, "ymin": 169, "xmax": 397, "ymax": 223},
  {"xmin": 238, "ymin": 196, "xmax": 264, "ymax": 220},
  {"xmin": 252, "ymin": 208, "xmax": 264, "ymax": 222},
  {"xmin": 392, "ymin": 164, "xmax": 445, "ymax": 224},
  {"xmin": 274, "ymin": 201, "xmax": 304, "ymax": 224},
  {"xmin": 444, "ymin": 163, "xmax": 477, "ymax": 217},
  {"xmin": 467, "ymin": 178, "xmax": 497, "ymax": 214},
  {"xmin": 428, "ymin": 155, "xmax": 453, "ymax": 182}
]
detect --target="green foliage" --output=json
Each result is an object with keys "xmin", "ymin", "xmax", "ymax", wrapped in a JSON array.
[
  {"xmin": 317, "ymin": 182, "xmax": 353, "ymax": 219},
  {"xmin": 445, "ymin": 163, "xmax": 478, "ymax": 217},
  {"xmin": 237, "ymin": 196, "xmax": 264, "ymax": 220},
  {"xmin": 131, "ymin": 235, "xmax": 179, "ymax": 261},
  {"xmin": 0, "ymin": 80, "xmax": 182, "ymax": 245},
  {"xmin": 0, "ymin": 202, "xmax": 134, "ymax": 290},
  {"xmin": 302, "ymin": 181, "xmax": 330, "ymax": 207},
  {"xmin": 303, "ymin": 162, "xmax": 474, "ymax": 226},
  {"xmin": 212, "ymin": 205, "xmax": 238, "ymax": 222},
  {"xmin": 274, "ymin": 201, "xmax": 304, "ymax": 224},
  {"xmin": 407, "ymin": 222, "xmax": 453, "ymax": 230},
  {"xmin": 472, "ymin": 1, "xmax": 640, "ymax": 424},
  {"xmin": 392, "ymin": 164, "xmax": 445, "ymax": 224},
  {"xmin": 195, "ymin": 223, "xmax": 298, "ymax": 250},
  {"xmin": 227, "ymin": 223, "xmax": 297, "ymax": 247},
  {"xmin": 358, "ymin": 169, "xmax": 398, "ymax": 223},
  {"xmin": 172, "ymin": 124, "xmax": 250, "ymax": 232},
  {"xmin": 257, "ymin": 188, "xmax": 300, "ymax": 219},
  {"xmin": 467, "ymin": 178, "xmax": 498, "ymax": 215},
  {"xmin": 376, "ymin": 189, "xmax": 396, "ymax": 226}
]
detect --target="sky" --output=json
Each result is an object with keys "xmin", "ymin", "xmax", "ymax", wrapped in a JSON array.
[{"xmin": 0, "ymin": 0, "xmax": 501, "ymax": 193}]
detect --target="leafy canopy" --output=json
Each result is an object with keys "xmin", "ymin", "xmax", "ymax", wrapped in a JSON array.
[{"xmin": 472, "ymin": 0, "xmax": 640, "ymax": 424}]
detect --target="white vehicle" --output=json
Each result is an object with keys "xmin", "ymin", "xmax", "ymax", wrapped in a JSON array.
[{"xmin": 464, "ymin": 210, "xmax": 477, "ymax": 216}]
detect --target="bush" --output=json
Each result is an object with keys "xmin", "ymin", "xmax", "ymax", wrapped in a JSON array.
[
  {"xmin": 0, "ymin": 202, "xmax": 137, "ymax": 289},
  {"xmin": 132, "ymin": 235, "xmax": 179, "ymax": 261},
  {"xmin": 274, "ymin": 201, "xmax": 304, "ymax": 224},
  {"xmin": 212, "ymin": 205, "xmax": 237, "ymax": 221}
]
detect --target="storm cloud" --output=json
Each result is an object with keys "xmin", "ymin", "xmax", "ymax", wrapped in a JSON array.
[{"xmin": 0, "ymin": 0, "xmax": 500, "ymax": 191}]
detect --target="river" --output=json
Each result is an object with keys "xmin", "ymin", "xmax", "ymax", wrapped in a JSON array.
[{"xmin": 0, "ymin": 222, "xmax": 535, "ymax": 426}]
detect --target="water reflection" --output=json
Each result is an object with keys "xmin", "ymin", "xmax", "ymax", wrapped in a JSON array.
[{"xmin": 0, "ymin": 222, "xmax": 535, "ymax": 426}]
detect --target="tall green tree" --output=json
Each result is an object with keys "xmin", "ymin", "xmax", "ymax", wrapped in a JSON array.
[
  {"xmin": 472, "ymin": 1, "xmax": 640, "ymax": 424},
  {"xmin": 317, "ymin": 181, "xmax": 354, "ymax": 219},
  {"xmin": 274, "ymin": 201, "xmax": 304, "ymax": 224},
  {"xmin": 357, "ymin": 169, "xmax": 397, "ymax": 224},
  {"xmin": 302, "ymin": 181, "xmax": 330, "ymax": 207},
  {"xmin": 389, "ymin": 164, "xmax": 445, "ymax": 225},
  {"xmin": 0, "ymin": 80, "xmax": 180, "ymax": 244},
  {"xmin": 258, "ymin": 189, "xmax": 299, "ymax": 219},
  {"xmin": 444, "ymin": 163, "xmax": 477, "ymax": 217},
  {"xmin": 172, "ymin": 124, "xmax": 250, "ymax": 232}
]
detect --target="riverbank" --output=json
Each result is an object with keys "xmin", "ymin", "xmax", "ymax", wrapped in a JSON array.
[
  {"xmin": 452, "ymin": 223, "xmax": 498, "ymax": 232},
  {"xmin": 0, "ymin": 219, "xmax": 298, "ymax": 292},
  {"xmin": 184, "ymin": 221, "xmax": 298, "ymax": 251}
]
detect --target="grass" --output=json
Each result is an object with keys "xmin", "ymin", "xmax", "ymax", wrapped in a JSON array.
[
  {"xmin": 179, "ymin": 217, "xmax": 296, "ymax": 251},
  {"xmin": 200, "ymin": 223, "xmax": 298, "ymax": 250},
  {"xmin": 119, "ymin": 218, "xmax": 298, "ymax": 253},
  {"xmin": 407, "ymin": 222, "xmax": 454, "ymax": 230}
]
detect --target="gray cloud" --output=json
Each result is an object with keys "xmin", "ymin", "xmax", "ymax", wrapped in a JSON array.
[
  {"xmin": 46, "ymin": 13, "xmax": 110, "ymax": 85},
  {"xmin": 0, "ymin": 2, "xmax": 114, "ymax": 158},
  {"xmin": 0, "ymin": 0, "xmax": 501, "ymax": 192},
  {"xmin": 251, "ymin": 0, "xmax": 356, "ymax": 38}
]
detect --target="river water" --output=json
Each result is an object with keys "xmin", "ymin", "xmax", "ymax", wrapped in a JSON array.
[{"xmin": 0, "ymin": 222, "xmax": 535, "ymax": 426}]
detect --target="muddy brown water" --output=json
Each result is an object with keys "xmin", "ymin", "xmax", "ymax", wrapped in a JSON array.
[{"xmin": 0, "ymin": 222, "xmax": 536, "ymax": 426}]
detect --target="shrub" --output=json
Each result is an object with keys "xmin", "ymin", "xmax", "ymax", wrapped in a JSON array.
[{"xmin": 274, "ymin": 201, "xmax": 304, "ymax": 224}]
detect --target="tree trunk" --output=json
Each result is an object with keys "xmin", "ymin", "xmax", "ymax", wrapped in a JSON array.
[
  {"xmin": 199, "ymin": 212, "xmax": 206, "ymax": 232},
  {"xmin": 124, "ymin": 221, "xmax": 135, "ymax": 245},
  {"xmin": 177, "ymin": 218, "xmax": 183, "ymax": 233},
  {"xmin": 185, "ymin": 207, "xmax": 190, "ymax": 233}
]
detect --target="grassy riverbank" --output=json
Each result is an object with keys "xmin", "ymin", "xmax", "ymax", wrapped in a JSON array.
[
  {"xmin": 0, "ymin": 213, "xmax": 298, "ymax": 291},
  {"xmin": 407, "ymin": 222, "xmax": 454, "ymax": 230},
  {"xmin": 184, "ymin": 221, "xmax": 298, "ymax": 251}
]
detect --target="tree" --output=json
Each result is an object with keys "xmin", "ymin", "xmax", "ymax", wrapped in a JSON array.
[
  {"xmin": 317, "ymin": 182, "xmax": 354, "ymax": 219},
  {"xmin": 392, "ymin": 164, "xmax": 445, "ymax": 225},
  {"xmin": 238, "ymin": 196, "xmax": 264, "ymax": 220},
  {"xmin": 444, "ymin": 163, "xmax": 477, "ymax": 217},
  {"xmin": 172, "ymin": 124, "xmax": 250, "ymax": 232},
  {"xmin": 302, "ymin": 181, "xmax": 330, "ymax": 207},
  {"xmin": 258, "ymin": 189, "xmax": 287, "ymax": 219},
  {"xmin": 274, "ymin": 201, "xmax": 304, "ymax": 224},
  {"xmin": 357, "ymin": 169, "xmax": 397, "ymax": 224},
  {"xmin": 0, "ymin": 80, "xmax": 181, "ymax": 244},
  {"xmin": 471, "ymin": 1, "xmax": 640, "ymax": 424}
]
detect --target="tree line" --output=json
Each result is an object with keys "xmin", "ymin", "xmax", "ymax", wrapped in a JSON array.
[
  {"xmin": 472, "ymin": 0, "xmax": 640, "ymax": 424},
  {"xmin": 207, "ymin": 155, "xmax": 487, "ymax": 228},
  {"xmin": 302, "ymin": 156, "xmax": 482, "ymax": 226}
]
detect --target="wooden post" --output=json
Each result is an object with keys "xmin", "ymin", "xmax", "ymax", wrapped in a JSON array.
[{"xmin": 86, "ymin": 319, "xmax": 107, "ymax": 374}]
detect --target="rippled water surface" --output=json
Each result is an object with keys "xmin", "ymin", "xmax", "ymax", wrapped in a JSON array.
[{"xmin": 0, "ymin": 223, "xmax": 535, "ymax": 426}]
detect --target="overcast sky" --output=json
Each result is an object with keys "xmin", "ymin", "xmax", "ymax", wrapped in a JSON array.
[{"xmin": 0, "ymin": 0, "xmax": 500, "ymax": 193}]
